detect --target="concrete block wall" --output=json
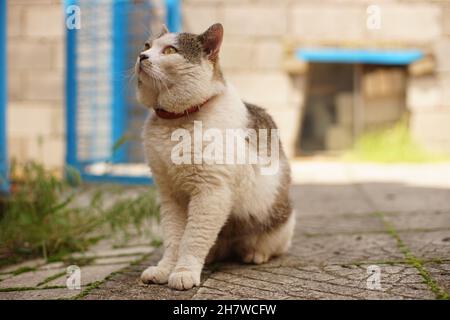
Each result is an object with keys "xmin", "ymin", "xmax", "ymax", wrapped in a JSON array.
[
  {"xmin": 182, "ymin": 0, "xmax": 304, "ymax": 157},
  {"xmin": 7, "ymin": 0, "xmax": 65, "ymax": 169},
  {"xmin": 408, "ymin": 3, "xmax": 450, "ymax": 153},
  {"xmin": 184, "ymin": 0, "xmax": 450, "ymax": 156},
  {"xmin": 295, "ymin": 0, "xmax": 449, "ymax": 154},
  {"xmin": 5, "ymin": 0, "xmax": 450, "ymax": 172}
]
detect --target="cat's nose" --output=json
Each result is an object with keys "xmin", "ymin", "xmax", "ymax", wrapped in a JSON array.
[{"xmin": 139, "ymin": 53, "xmax": 149, "ymax": 62}]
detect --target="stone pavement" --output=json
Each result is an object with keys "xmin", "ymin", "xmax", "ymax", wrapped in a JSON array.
[
  {"xmin": 0, "ymin": 236, "xmax": 155, "ymax": 300},
  {"xmin": 1, "ymin": 162, "xmax": 449, "ymax": 300}
]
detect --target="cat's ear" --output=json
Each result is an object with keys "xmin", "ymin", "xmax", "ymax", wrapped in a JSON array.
[
  {"xmin": 199, "ymin": 23, "xmax": 223, "ymax": 61},
  {"xmin": 158, "ymin": 24, "xmax": 169, "ymax": 37}
]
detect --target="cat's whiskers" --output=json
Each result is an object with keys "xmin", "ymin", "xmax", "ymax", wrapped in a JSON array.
[
  {"xmin": 151, "ymin": 67, "xmax": 173, "ymax": 95},
  {"xmin": 127, "ymin": 72, "xmax": 136, "ymax": 90},
  {"xmin": 140, "ymin": 64, "xmax": 162, "ymax": 90}
]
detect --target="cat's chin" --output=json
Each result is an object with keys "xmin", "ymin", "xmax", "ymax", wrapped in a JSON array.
[
  {"xmin": 136, "ymin": 89, "xmax": 158, "ymax": 109},
  {"xmin": 137, "ymin": 72, "xmax": 152, "ymax": 86}
]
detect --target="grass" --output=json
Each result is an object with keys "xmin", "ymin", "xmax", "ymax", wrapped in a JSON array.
[
  {"xmin": 36, "ymin": 271, "xmax": 66, "ymax": 287},
  {"xmin": 344, "ymin": 120, "xmax": 450, "ymax": 163},
  {"xmin": 375, "ymin": 212, "xmax": 449, "ymax": 300},
  {"xmin": 0, "ymin": 161, "xmax": 159, "ymax": 268},
  {"xmin": 11, "ymin": 266, "xmax": 37, "ymax": 276},
  {"xmin": 0, "ymin": 285, "xmax": 66, "ymax": 293},
  {"xmin": 70, "ymin": 252, "xmax": 153, "ymax": 300}
]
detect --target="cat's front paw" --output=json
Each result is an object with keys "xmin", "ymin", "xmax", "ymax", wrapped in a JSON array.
[
  {"xmin": 141, "ymin": 266, "xmax": 171, "ymax": 284},
  {"xmin": 168, "ymin": 268, "xmax": 200, "ymax": 290},
  {"xmin": 242, "ymin": 250, "xmax": 271, "ymax": 265}
]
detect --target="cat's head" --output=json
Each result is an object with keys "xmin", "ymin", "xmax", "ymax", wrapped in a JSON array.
[{"xmin": 135, "ymin": 23, "xmax": 225, "ymax": 113}]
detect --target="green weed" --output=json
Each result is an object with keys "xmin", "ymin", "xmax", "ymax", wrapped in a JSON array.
[
  {"xmin": 0, "ymin": 161, "xmax": 159, "ymax": 267},
  {"xmin": 344, "ymin": 120, "xmax": 450, "ymax": 163}
]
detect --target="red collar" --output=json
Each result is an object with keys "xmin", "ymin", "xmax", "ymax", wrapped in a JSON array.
[{"xmin": 154, "ymin": 96, "xmax": 215, "ymax": 120}]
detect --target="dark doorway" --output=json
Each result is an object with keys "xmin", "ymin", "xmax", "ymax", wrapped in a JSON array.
[
  {"xmin": 298, "ymin": 63, "xmax": 407, "ymax": 155},
  {"xmin": 299, "ymin": 63, "xmax": 354, "ymax": 153}
]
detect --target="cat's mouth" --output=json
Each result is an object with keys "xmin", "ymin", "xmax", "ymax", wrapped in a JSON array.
[
  {"xmin": 137, "ymin": 68, "xmax": 157, "ymax": 90},
  {"xmin": 137, "ymin": 61, "xmax": 163, "ymax": 86},
  {"xmin": 136, "ymin": 62, "xmax": 174, "ymax": 91},
  {"xmin": 137, "ymin": 62, "xmax": 151, "ymax": 78}
]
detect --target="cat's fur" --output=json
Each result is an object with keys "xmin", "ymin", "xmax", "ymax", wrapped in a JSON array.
[{"xmin": 136, "ymin": 23, "xmax": 294, "ymax": 290}]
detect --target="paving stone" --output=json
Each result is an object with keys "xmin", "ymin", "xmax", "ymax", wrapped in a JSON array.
[
  {"xmin": 235, "ymin": 254, "xmax": 308, "ymax": 269},
  {"xmin": 0, "ymin": 274, "xmax": 13, "ymax": 281},
  {"xmin": 296, "ymin": 213, "xmax": 385, "ymax": 236},
  {"xmin": 93, "ymin": 255, "xmax": 143, "ymax": 265},
  {"xmin": 83, "ymin": 261, "xmax": 204, "ymax": 300},
  {"xmin": 83, "ymin": 250, "xmax": 207, "ymax": 300},
  {"xmin": 291, "ymin": 162, "xmax": 353, "ymax": 185},
  {"xmin": 194, "ymin": 274, "xmax": 294, "ymax": 300},
  {"xmin": 0, "ymin": 288, "xmax": 79, "ymax": 300},
  {"xmin": 111, "ymin": 234, "xmax": 157, "ymax": 248},
  {"xmin": 292, "ymin": 184, "xmax": 374, "ymax": 216},
  {"xmin": 85, "ymin": 280, "xmax": 199, "ymax": 300},
  {"xmin": 290, "ymin": 233, "xmax": 404, "ymax": 265},
  {"xmin": 0, "ymin": 258, "xmax": 45, "ymax": 274},
  {"xmin": 424, "ymin": 263, "xmax": 450, "ymax": 296},
  {"xmin": 358, "ymin": 182, "xmax": 450, "ymax": 213},
  {"xmin": 194, "ymin": 263, "xmax": 434, "ymax": 300},
  {"xmin": 384, "ymin": 211, "xmax": 450, "ymax": 231},
  {"xmin": 0, "ymin": 268, "xmax": 65, "ymax": 289},
  {"xmin": 348, "ymin": 163, "xmax": 450, "ymax": 189},
  {"xmin": 193, "ymin": 286, "xmax": 243, "ymax": 300},
  {"xmin": 38, "ymin": 262, "xmax": 65, "ymax": 270},
  {"xmin": 8, "ymin": 163, "xmax": 448, "ymax": 300},
  {"xmin": 71, "ymin": 246, "xmax": 153, "ymax": 259},
  {"xmin": 46, "ymin": 264, "xmax": 128, "ymax": 287},
  {"xmin": 398, "ymin": 230, "xmax": 450, "ymax": 261}
]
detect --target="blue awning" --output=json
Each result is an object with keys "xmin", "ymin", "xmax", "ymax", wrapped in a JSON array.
[{"xmin": 296, "ymin": 48, "xmax": 424, "ymax": 65}]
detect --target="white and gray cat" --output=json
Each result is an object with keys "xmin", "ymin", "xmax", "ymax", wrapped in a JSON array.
[{"xmin": 136, "ymin": 23, "xmax": 294, "ymax": 290}]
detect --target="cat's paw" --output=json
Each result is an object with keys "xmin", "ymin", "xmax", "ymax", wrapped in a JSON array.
[
  {"xmin": 141, "ymin": 266, "xmax": 171, "ymax": 284},
  {"xmin": 242, "ymin": 250, "xmax": 271, "ymax": 265},
  {"xmin": 168, "ymin": 268, "xmax": 200, "ymax": 290}
]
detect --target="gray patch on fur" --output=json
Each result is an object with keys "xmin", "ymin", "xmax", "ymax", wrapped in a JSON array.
[
  {"xmin": 245, "ymin": 102, "xmax": 280, "ymax": 157},
  {"xmin": 175, "ymin": 33, "xmax": 225, "ymax": 82},
  {"xmin": 218, "ymin": 103, "xmax": 293, "ymax": 238},
  {"xmin": 176, "ymin": 33, "xmax": 203, "ymax": 64},
  {"xmin": 245, "ymin": 102, "xmax": 278, "ymax": 130},
  {"xmin": 246, "ymin": 102, "xmax": 292, "ymax": 231}
]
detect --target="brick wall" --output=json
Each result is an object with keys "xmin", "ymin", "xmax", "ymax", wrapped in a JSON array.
[{"xmin": 7, "ymin": 0, "xmax": 65, "ymax": 169}]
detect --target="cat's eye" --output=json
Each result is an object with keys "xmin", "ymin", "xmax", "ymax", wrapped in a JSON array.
[
  {"xmin": 143, "ymin": 42, "xmax": 151, "ymax": 50},
  {"xmin": 162, "ymin": 46, "xmax": 177, "ymax": 55}
]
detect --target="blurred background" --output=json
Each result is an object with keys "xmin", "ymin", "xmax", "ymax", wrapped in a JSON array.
[
  {"xmin": 1, "ymin": 1, "xmax": 450, "ymax": 298},
  {"xmin": 1, "ymin": 0, "xmax": 450, "ymax": 186}
]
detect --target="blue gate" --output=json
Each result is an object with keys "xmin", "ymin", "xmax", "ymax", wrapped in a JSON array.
[
  {"xmin": 65, "ymin": 0, "xmax": 181, "ymax": 184},
  {"xmin": 0, "ymin": 0, "xmax": 8, "ymax": 193}
]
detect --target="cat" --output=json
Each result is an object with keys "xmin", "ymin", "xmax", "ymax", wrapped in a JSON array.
[{"xmin": 136, "ymin": 23, "xmax": 294, "ymax": 290}]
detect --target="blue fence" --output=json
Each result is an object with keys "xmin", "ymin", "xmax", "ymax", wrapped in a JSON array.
[
  {"xmin": 166, "ymin": 0, "xmax": 181, "ymax": 33},
  {"xmin": 0, "ymin": 0, "xmax": 8, "ymax": 193},
  {"xmin": 65, "ymin": 0, "xmax": 181, "ymax": 184}
]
